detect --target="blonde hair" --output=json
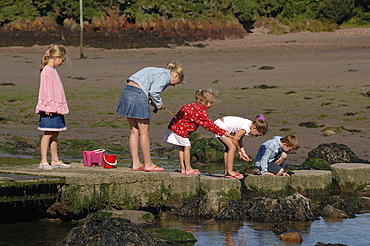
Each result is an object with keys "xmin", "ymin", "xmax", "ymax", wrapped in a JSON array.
[
  {"xmin": 252, "ymin": 115, "xmax": 268, "ymax": 135},
  {"xmin": 40, "ymin": 44, "xmax": 69, "ymax": 72},
  {"xmin": 167, "ymin": 61, "xmax": 184, "ymax": 81},
  {"xmin": 281, "ymin": 135, "xmax": 299, "ymax": 148},
  {"xmin": 195, "ymin": 89, "xmax": 217, "ymax": 105}
]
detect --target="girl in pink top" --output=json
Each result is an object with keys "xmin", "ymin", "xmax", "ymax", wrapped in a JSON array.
[
  {"xmin": 35, "ymin": 44, "xmax": 71, "ymax": 170},
  {"xmin": 214, "ymin": 115, "xmax": 268, "ymax": 179}
]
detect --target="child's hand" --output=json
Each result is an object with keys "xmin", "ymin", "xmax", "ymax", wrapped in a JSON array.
[
  {"xmin": 224, "ymin": 132, "xmax": 232, "ymax": 138},
  {"xmin": 239, "ymin": 152, "xmax": 251, "ymax": 161}
]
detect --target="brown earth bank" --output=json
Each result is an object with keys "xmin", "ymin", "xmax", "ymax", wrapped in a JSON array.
[
  {"xmin": 0, "ymin": 18, "xmax": 245, "ymax": 49},
  {"xmin": 0, "ymin": 27, "xmax": 369, "ymax": 165}
]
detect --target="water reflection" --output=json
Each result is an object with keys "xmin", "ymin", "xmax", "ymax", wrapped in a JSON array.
[
  {"xmin": 0, "ymin": 220, "xmax": 76, "ymax": 246},
  {"xmin": 158, "ymin": 212, "xmax": 370, "ymax": 246}
]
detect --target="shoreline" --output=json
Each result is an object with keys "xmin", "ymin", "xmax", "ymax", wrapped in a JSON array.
[{"xmin": 0, "ymin": 27, "xmax": 369, "ymax": 164}]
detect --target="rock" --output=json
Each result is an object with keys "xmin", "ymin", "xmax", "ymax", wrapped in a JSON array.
[
  {"xmin": 307, "ymin": 143, "xmax": 370, "ymax": 164},
  {"xmin": 298, "ymin": 121, "xmax": 324, "ymax": 128},
  {"xmin": 57, "ymin": 216, "xmax": 173, "ymax": 246},
  {"xmin": 190, "ymin": 138, "xmax": 224, "ymax": 163},
  {"xmin": 180, "ymin": 192, "xmax": 319, "ymax": 222},
  {"xmin": 321, "ymin": 204, "xmax": 349, "ymax": 219},
  {"xmin": 318, "ymin": 195, "xmax": 363, "ymax": 218},
  {"xmin": 176, "ymin": 190, "xmax": 229, "ymax": 219},
  {"xmin": 271, "ymin": 223, "xmax": 288, "ymax": 234},
  {"xmin": 315, "ymin": 243, "xmax": 348, "ymax": 246},
  {"xmin": 279, "ymin": 232, "xmax": 303, "ymax": 243},
  {"xmin": 86, "ymin": 210, "xmax": 156, "ymax": 227},
  {"xmin": 322, "ymin": 129, "xmax": 337, "ymax": 136}
]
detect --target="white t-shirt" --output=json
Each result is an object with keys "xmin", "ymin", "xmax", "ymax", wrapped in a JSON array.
[{"xmin": 214, "ymin": 116, "xmax": 251, "ymax": 136}]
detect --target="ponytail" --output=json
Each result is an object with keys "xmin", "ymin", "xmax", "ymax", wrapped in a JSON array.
[
  {"xmin": 167, "ymin": 61, "xmax": 184, "ymax": 81},
  {"xmin": 252, "ymin": 115, "xmax": 268, "ymax": 135}
]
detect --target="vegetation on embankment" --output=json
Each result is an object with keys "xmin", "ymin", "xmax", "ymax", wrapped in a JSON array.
[{"xmin": 0, "ymin": 0, "xmax": 370, "ymax": 48}]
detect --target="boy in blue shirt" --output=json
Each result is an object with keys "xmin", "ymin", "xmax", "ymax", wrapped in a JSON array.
[{"xmin": 255, "ymin": 135, "xmax": 298, "ymax": 177}]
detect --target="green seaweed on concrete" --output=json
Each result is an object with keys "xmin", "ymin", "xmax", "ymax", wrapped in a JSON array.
[
  {"xmin": 160, "ymin": 181, "xmax": 173, "ymax": 197},
  {"xmin": 0, "ymin": 193, "xmax": 58, "ymax": 203},
  {"xmin": 244, "ymin": 185, "xmax": 294, "ymax": 198},
  {"xmin": 301, "ymin": 158, "xmax": 332, "ymax": 170},
  {"xmin": 123, "ymin": 192, "xmax": 138, "ymax": 210},
  {"xmin": 217, "ymin": 188, "xmax": 240, "ymax": 200},
  {"xmin": 294, "ymin": 183, "xmax": 337, "ymax": 198},
  {"xmin": 65, "ymin": 185, "xmax": 112, "ymax": 214}
]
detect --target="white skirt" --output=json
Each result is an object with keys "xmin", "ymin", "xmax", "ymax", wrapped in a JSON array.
[{"xmin": 162, "ymin": 128, "xmax": 191, "ymax": 146}]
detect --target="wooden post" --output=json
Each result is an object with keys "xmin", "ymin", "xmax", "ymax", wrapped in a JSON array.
[{"xmin": 79, "ymin": 0, "xmax": 84, "ymax": 59}]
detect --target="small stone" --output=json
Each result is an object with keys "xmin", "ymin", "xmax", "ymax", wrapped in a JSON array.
[
  {"xmin": 323, "ymin": 129, "xmax": 337, "ymax": 136},
  {"xmin": 280, "ymin": 232, "xmax": 303, "ymax": 243}
]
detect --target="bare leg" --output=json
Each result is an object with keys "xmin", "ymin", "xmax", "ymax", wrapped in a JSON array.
[
  {"xmin": 49, "ymin": 131, "xmax": 60, "ymax": 162},
  {"xmin": 183, "ymin": 145, "xmax": 198, "ymax": 174},
  {"xmin": 40, "ymin": 132, "xmax": 53, "ymax": 163},
  {"xmin": 179, "ymin": 146, "xmax": 185, "ymax": 173},
  {"xmin": 219, "ymin": 137, "xmax": 238, "ymax": 176},
  {"xmin": 136, "ymin": 118, "xmax": 163, "ymax": 171},
  {"xmin": 274, "ymin": 152, "xmax": 288, "ymax": 165},
  {"xmin": 127, "ymin": 117, "xmax": 142, "ymax": 169}
]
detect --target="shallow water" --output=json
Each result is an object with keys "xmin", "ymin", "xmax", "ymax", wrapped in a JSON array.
[
  {"xmin": 0, "ymin": 213, "xmax": 369, "ymax": 245},
  {"xmin": 159, "ymin": 212, "xmax": 370, "ymax": 246},
  {"xmin": 1, "ymin": 156, "xmax": 370, "ymax": 245}
]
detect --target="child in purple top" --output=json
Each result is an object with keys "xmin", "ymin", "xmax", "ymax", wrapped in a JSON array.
[{"xmin": 214, "ymin": 115, "xmax": 268, "ymax": 179}]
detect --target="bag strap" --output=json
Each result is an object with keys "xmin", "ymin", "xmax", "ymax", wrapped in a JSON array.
[{"xmin": 93, "ymin": 149, "xmax": 105, "ymax": 153}]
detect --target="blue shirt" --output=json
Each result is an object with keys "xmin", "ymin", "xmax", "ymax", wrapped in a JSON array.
[
  {"xmin": 255, "ymin": 136, "xmax": 283, "ymax": 175},
  {"xmin": 128, "ymin": 67, "xmax": 171, "ymax": 109}
]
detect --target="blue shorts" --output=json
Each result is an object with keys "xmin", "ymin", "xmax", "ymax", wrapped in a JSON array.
[
  {"xmin": 267, "ymin": 162, "xmax": 282, "ymax": 174},
  {"xmin": 38, "ymin": 112, "xmax": 66, "ymax": 131},
  {"xmin": 116, "ymin": 85, "xmax": 150, "ymax": 119}
]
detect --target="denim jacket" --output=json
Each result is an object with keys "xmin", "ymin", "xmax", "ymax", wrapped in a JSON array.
[
  {"xmin": 255, "ymin": 136, "xmax": 283, "ymax": 175},
  {"xmin": 128, "ymin": 67, "xmax": 171, "ymax": 109}
]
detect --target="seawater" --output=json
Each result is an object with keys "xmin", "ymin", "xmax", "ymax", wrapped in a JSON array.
[{"xmin": 0, "ymin": 156, "xmax": 370, "ymax": 245}]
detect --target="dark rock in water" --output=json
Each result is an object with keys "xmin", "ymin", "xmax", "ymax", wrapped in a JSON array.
[
  {"xmin": 271, "ymin": 223, "xmax": 288, "ymax": 234},
  {"xmin": 315, "ymin": 243, "xmax": 348, "ymax": 246},
  {"xmin": 321, "ymin": 205, "xmax": 349, "ymax": 219},
  {"xmin": 56, "ymin": 216, "xmax": 174, "ymax": 246},
  {"xmin": 177, "ymin": 193, "xmax": 319, "ymax": 222},
  {"xmin": 307, "ymin": 143, "xmax": 370, "ymax": 164},
  {"xmin": 318, "ymin": 195, "xmax": 363, "ymax": 219}
]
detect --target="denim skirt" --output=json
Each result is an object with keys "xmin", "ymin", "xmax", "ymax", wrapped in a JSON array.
[
  {"xmin": 116, "ymin": 85, "xmax": 150, "ymax": 119},
  {"xmin": 38, "ymin": 112, "xmax": 67, "ymax": 131}
]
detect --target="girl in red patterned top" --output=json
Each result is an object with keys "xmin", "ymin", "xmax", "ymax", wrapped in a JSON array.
[{"xmin": 162, "ymin": 89, "xmax": 231, "ymax": 175}]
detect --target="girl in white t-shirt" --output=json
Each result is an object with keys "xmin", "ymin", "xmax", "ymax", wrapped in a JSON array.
[{"xmin": 214, "ymin": 115, "xmax": 268, "ymax": 179}]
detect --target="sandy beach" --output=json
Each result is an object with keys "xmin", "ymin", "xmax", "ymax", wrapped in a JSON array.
[{"xmin": 0, "ymin": 27, "xmax": 369, "ymax": 164}]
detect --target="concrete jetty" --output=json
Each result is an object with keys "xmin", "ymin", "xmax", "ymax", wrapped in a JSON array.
[{"xmin": 0, "ymin": 163, "xmax": 370, "ymax": 210}]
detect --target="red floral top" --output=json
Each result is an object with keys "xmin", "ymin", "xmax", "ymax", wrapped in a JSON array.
[{"xmin": 168, "ymin": 102, "xmax": 226, "ymax": 138}]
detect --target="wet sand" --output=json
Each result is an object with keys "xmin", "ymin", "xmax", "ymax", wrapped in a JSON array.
[{"xmin": 0, "ymin": 27, "xmax": 369, "ymax": 164}]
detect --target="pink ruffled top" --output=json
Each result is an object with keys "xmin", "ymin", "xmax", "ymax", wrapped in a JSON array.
[{"xmin": 36, "ymin": 65, "xmax": 69, "ymax": 115}]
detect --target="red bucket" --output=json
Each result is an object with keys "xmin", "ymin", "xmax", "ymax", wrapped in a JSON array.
[{"xmin": 103, "ymin": 155, "xmax": 117, "ymax": 169}]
